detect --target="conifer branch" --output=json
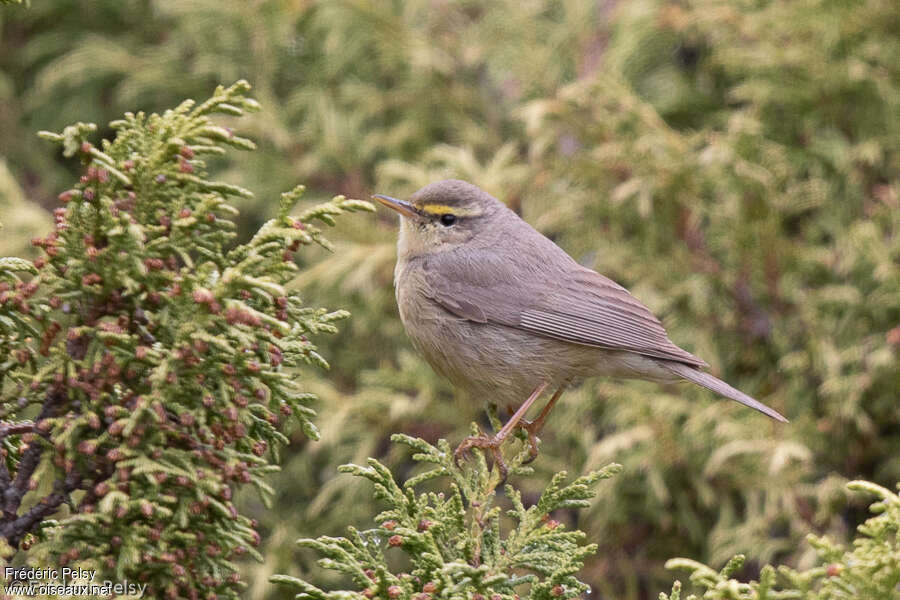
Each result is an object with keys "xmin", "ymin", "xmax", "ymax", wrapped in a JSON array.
[
  {"xmin": 2, "ymin": 387, "xmax": 65, "ymax": 523},
  {"xmin": 274, "ymin": 431, "xmax": 622, "ymax": 600},
  {"xmin": 662, "ymin": 480, "xmax": 900, "ymax": 599},
  {"xmin": 0, "ymin": 422, "xmax": 39, "ymax": 439},
  {"xmin": 0, "ymin": 81, "xmax": 373, "ymax": 598}
]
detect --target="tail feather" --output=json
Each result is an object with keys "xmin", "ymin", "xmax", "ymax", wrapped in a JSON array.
[{"xmin": 661, "ymin": 361, "xmax": 788, "ymax": 423}]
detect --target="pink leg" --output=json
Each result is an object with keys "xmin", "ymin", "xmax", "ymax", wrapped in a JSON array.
[{"xmin": 520, "ymin": 387, "xmax": 565, "ymax": 463}]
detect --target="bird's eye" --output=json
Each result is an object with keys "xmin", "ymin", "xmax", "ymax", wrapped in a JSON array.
[{"xmin": 439, "ymin": 214, "xmax": 457, "ymax": 227}]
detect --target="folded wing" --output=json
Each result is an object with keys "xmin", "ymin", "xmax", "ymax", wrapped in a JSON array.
[{"xmin": 422, "ymin": 253, "xmax": 707, "ymax": 368}]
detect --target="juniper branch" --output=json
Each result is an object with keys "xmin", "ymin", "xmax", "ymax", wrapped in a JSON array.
[
  {"xmin": 662, "ymin": 480, "xmax": 900, "ymax": 599},
  {"xmin": 276, "ymin": 430, "xmax": 621, "ymax": 600},
  {"xmin": 0, "ymin": 81, "xmax": 373, "ymax": 597}
]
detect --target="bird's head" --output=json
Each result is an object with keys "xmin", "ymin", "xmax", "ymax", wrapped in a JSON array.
[{"xmin": 374, "ymin": 179, "xmax": 505, "ymax": 258}]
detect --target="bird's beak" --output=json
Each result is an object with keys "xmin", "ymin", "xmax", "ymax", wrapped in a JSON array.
[{"xmin": 372, "ymin": 194, "xmax": 419, "ymax": 219}]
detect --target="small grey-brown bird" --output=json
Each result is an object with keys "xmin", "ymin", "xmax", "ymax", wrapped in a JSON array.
[{"xmin": 375, "ymin": 180, "xmax": 787, "ymax": 478}]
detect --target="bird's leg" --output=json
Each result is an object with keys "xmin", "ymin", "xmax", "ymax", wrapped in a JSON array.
[
  {"xmin": 454, "ymin": 381, "xmax": 550, "ymax": 482},
  {"xmin": 517, "ymin": 387, "xmax": 565, "ymax": 464}
]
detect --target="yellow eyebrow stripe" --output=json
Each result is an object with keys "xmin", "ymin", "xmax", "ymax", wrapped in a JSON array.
[{"xmin": 418, "ymin": 204, "xmax": 481, "ymax": 217}]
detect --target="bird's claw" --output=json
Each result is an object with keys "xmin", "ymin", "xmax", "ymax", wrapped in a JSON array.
[
  {"xmin": 453, "ymin": 434, "xmax": 509, "ymax": 484},
  {"xmin": 453, "ymin": 419, "xmax": 544, "ymax": 483}
]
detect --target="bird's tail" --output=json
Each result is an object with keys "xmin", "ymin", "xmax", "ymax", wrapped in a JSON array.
[{"xmin": 660, "ymin": 361, "xmax": 788, "ymax": 423}]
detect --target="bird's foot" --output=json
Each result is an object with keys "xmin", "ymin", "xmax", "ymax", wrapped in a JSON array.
[{"xmin": 454, "ymin": 433, "xmax": 509, "ymax": 484}]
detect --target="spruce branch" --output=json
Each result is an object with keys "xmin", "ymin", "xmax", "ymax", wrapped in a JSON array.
[
  {"xmin": 274, "ymin": 432, "xmax": 621, "ymax": 600},
  {"xmin": 0, "ymin": 80, "xmax": 373, "ymax": 598}
]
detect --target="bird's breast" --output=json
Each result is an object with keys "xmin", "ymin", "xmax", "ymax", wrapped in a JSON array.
[{"xmin": 393, "ymin": 261, "xmax": 593, "ymax": 406}]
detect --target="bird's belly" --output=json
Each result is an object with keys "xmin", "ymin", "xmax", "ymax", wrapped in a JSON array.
[{"xmin": 398, "ymin": 294, "xmax": 592, "ymax": 408}]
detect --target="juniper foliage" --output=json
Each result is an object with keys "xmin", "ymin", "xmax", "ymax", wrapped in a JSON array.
[
  {"xmin": 661, "ymin": 480, "xmax": 900, "ymax": 600},
  {"xmin": 2, "ymin": 1, "xmax": 899, "ymax": 599},
  {"xmin": 273, "ymin": 432, "xmax": 622, "ymax": 600},
  {"xmin": 0, "ymin": 80, "xmax": 373, "ymax": 597}
]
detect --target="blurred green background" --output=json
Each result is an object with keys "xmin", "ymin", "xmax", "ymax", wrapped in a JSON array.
[{"xmin": 1, "ymin": 1, "xmax": 898, "ymax": 599}]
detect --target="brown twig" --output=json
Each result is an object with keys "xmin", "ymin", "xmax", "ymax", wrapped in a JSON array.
[
  {"xmin": 0, "ymin": 470, "xmax": 83, "ymax": 547},
  {"xmin": 0, "ymin": 387, "xmax": 66, "ymax": 544},
  {"xmin": 0, "ymin": 422, "xmax": 39, "ymax": 439}
]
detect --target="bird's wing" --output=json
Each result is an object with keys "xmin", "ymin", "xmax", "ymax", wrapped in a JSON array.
[{"xmin": 422, "ymin": 254, "xmax": 708, "ymax": 368}]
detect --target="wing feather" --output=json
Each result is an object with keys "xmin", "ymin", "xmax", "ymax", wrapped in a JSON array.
[{"xmin": 422, "ymin": 254, "xmax": 707, "ymax": 368}]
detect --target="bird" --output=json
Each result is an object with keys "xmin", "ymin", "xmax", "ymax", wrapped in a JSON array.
[{"xmin": 374, "ymin": 179, "xmax": 787, "ymax": 479}]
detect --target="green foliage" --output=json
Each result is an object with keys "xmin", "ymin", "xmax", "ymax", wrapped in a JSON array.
[
  {"xmin": 2, "ymin": 1, "xmax": 899, "ymax": 599},
  {"xmin": 662, "ymin": 480, "xmax": 900, "ymax": 600},
  {"xmin": 0, "ymin": 81, "xmax": 372, "ymax": 598},
  {"xmin": 273, "ymin": 432, "xmax": 621, "ymax": 600}
]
